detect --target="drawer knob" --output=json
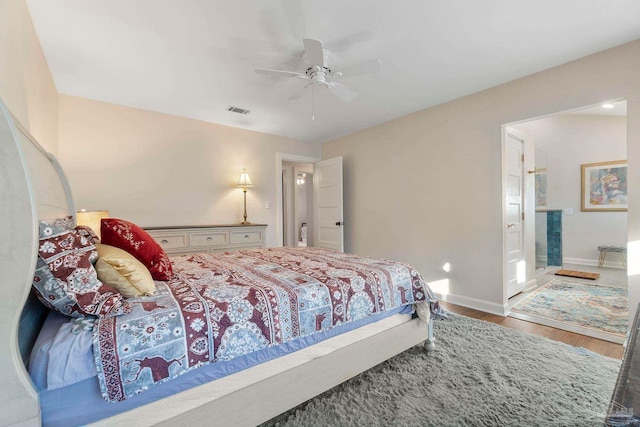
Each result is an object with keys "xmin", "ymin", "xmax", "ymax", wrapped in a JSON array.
[
  {"xmin": 161, "ymin": 239, "xmax": 169, "ymax": 244},
  {"xmin": 207, "ymin": 237, "xmax": 213, "ymax": 241},
  {"xmin": 244, "ymin": 235, "xmax": 249, "ymax": 238}
]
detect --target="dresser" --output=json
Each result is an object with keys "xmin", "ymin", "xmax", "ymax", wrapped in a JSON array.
[{"xmin": 145, "ymin": 224, "xmax": 267, "ymax": 255}]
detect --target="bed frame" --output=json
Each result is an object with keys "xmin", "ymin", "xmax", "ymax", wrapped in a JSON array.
[{"xmin": 0, "ymin": 98, "xmax": 434, "ymax": 427}]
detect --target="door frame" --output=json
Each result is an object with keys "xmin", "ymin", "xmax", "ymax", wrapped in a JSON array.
[
  {"xmin": 275, "ymin": 153, "xmax": 321, "ymax": 247},
  {"xmin": 501, "ymin": 126, "xmax": 537, "ymax": 305}
]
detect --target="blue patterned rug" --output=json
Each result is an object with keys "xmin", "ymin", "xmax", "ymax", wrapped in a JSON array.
[{"xmin": 511, "ymin": 278, "xmax": 628, "ymax": 336}]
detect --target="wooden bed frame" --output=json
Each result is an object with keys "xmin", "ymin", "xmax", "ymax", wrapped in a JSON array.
[{"xmin": 0, "ymin": 98, "xmax": 434, "ymax": 427}]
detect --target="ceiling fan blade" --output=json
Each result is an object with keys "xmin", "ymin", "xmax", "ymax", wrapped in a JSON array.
[
  {"xmin": 337, "ymin": 59, "xmax": 382, "ymax": 78},
  {"xmin": 288, "ymin": 84, "xmax": 309, "ymax": 100},
  {"xmin": 327, "ymin": 82, "xmax": 357, "ymax": 102},
  {"xmin": 303, "ymin": 38, "xmax": 325, "ymax": 66},
  {"xmin": 255, "ymin": 68, "xmax": 306, "ymax": 79}
]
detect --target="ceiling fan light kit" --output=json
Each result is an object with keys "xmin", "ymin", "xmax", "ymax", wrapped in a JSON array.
[{"xmin": 255, "ymin": 38, "xmax": 382, "ymax": 118}]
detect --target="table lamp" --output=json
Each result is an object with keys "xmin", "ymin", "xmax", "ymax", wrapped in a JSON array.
[{"xmin": 236, "ymin": 169, "xmax": 254, "ymax": 225}]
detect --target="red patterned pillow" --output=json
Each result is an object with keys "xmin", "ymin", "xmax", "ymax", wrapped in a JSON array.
[
  {"xmin": 101, "ymin": 218, "xmax": 173, "ymax": 280},
  {"xmin": 32, "ymin": 217, "xmax": 131, "ymax": 318}
]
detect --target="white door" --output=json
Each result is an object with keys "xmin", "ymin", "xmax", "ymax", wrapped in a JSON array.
[
  {"xmin": 505, "ymin": 133, "xmax": 525, "ymax": 298},
  {"xmin": 313, "ymin": 156, "xmax": 344, "ymax": 251}
]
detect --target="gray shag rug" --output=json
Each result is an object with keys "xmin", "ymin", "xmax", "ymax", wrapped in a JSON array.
[{"xmin": 262, "ymin": 314, "xmax": 620, "ymax": 427}]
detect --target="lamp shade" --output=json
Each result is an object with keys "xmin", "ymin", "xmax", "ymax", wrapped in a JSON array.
[
  {"xmin": 236, "ymin": 169, "xmax": 254, "ymax": 188},
  {"xmin": 76, "ymin": 210, "xmax": 110, "ymax": 239}
]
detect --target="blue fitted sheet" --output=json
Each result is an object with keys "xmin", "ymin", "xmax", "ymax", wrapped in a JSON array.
[{"xmin": 39, "ymin": 305, "xmax": 413, "ymax": 427}]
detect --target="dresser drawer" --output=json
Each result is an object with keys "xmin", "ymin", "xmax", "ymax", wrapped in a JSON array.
[
  {"xmin": 152, "ymin": 233, "xmax": 188, "ymax": 250},
  {"xmin": 190, "ymin": 231, "xmax": 228, "ymax": 247},
  {"xmin": 230, "ymin": 230, "xmax": 262, "ymax": 244}
]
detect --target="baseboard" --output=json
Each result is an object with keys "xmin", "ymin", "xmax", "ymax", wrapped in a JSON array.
[
  {"xmin": 564, "ymin": 257, "xmax": 625, "ymax": 269},
  {"xmin": 435, "ymin": 292, "xmax": 508, "ymax": 316}
]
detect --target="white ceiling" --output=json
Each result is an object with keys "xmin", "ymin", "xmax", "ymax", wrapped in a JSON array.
[{"xmin": 26, "ymin": 1, "xmax": 640, "ymax": 143}]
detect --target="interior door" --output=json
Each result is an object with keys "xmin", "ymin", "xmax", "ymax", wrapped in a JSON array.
[
  {"xmin": 506, "ymin": 132, "xmax": 525, "ymax": 298},
  {"xmin": 313, "ymin": 156, "xmax": 344, "ymax": 252}
]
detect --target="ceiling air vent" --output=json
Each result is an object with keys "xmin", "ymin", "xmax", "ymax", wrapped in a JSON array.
[{"xmin": 227, "ymin": 106, "xmax": 250, "ymax": 115}]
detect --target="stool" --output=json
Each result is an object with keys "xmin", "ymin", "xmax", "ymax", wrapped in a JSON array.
[{"xmin": 597, "ymin": 245, "xmax": 627, "ymax": 268}]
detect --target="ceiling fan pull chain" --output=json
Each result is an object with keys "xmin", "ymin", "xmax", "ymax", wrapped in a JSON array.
[{"xmin": 311, "ymin": 84, "xmax": 315, "ymax": 121}]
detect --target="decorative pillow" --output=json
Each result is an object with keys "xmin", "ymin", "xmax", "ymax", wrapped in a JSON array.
[
  {"xmin": 95, "ymin": 244, "xmax": 156, "ymax": 298},
  {"xmin": 32, "ymin": 218, "xmax": 131, "ymax": 318},
  {"xmin": 74, "ymin": 225, "xmax": 100, "ymax": 244},
  {"xmin": 101, "ymin": 218, "xmax": 173, "ymax": 280}
]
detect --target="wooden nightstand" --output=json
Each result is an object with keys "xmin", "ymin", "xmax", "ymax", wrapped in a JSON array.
[{"xmin": 145, "ymin": 224, "xmax": 267, "ymax": 256}]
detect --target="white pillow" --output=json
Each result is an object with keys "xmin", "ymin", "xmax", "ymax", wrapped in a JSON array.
[
  {"xmin": 46, "ymin": 317, "xmax": 97, "ymax": 389},
  {"xmin": 28, "ymin": 310, "xmax": 97, "ymax": 390}
]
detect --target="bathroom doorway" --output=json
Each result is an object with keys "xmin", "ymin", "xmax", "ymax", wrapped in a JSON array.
[
  {"xmin": 505, "ymin": 100, "xmax": 628, "ymax": 343},
  {"xmin": 282, "ymin": 161, "xmax": 314, "ymax": 247}
]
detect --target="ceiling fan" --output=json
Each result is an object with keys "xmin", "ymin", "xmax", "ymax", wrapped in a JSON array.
[{"xmin": 255, "ymin": 38, "xmax": 382, "ymax": 103}]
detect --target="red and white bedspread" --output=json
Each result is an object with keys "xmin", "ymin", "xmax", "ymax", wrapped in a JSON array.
[{"xmin": 93, "ymin": 247, "xmax": 442, "ymax": 401}]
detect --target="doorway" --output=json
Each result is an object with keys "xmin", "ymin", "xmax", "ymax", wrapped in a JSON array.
[
  {"xmin": 275, "ymin": 153, "xmax": 320, "ymax": 247},
  {"xmin": 282, "ymin": 161, "xmax": 314, "ymax": 247},
  {"xmin": 503, "ymin": 100, "xmax": 628, "ymax": 343}
]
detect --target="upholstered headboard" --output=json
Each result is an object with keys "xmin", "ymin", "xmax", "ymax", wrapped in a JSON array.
[{"xmin": 0, "ymin": 98, "xmax": 75, "ymax": 426}]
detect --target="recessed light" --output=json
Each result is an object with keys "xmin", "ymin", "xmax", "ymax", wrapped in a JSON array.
[{"xmin": 602, "ymin": 103, "xmax": 615, "ymax": 109}]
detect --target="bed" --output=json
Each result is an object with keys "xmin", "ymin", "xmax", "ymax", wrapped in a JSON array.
[{"xmin": 0, "ymin": 97, "xmax": 442, "ymax": 427}]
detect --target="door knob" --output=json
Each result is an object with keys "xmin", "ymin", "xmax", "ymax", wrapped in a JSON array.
[
  {"xmin": 335, "ymin": 221, "xmax": 344, "ymax": 226},
  {"xmin": 507, "ymin": 224, "xmax": 516, "ymax": 229}
]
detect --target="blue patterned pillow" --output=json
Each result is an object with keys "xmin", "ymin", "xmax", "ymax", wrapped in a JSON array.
[{"xmin": 32, "ymin": 217, "xmax": 131, "ymax": 318}]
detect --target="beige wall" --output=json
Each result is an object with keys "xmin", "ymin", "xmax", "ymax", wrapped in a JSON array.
[
  {"xmin": 323, "ymin": 40, "xmax": 640, "ymax": 315},
  {"xmin": 0, "ymin": 0, "xmax": 58, "ymax": 153},
  {"xmin": 57, "ymin": 95, "xmax": 321, "ymax": 247}
]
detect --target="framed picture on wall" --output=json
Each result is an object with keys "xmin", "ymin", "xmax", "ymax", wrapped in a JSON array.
[{"xmin": 581, "ymin": 160, "xmax": 627, "ymax": 212}]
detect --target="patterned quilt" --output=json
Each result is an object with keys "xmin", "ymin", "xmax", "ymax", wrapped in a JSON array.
[{"xmin": 93, "ymin": 247, "xmax": 442, "ymax": 401}]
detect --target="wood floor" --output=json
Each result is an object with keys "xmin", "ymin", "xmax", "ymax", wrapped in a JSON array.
[{"xmin": 441, "ymin": 302, "xmax": 624, "ymax": 359}]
